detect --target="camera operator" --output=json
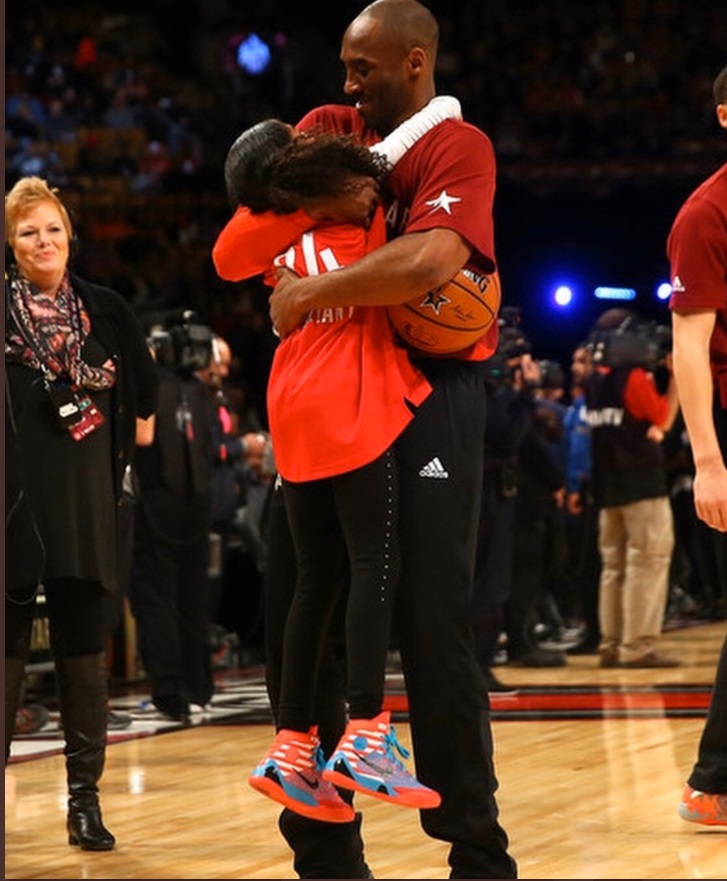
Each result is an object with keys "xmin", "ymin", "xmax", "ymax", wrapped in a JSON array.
[
  {"xmin": 127, "ymin": 312, "xmax": 217, "ymax": 722},
  {"xmin": 472, "ymin": 311, "xmax": 562, "ymax": 686},
  {"xmin": 584, "ymin": 306, "xmax": 680, "ymax": 668}
]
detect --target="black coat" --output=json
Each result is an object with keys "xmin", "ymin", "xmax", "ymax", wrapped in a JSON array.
[{"xmin": 5, "ymin": 274, "xmax": 158, "ymax": 593}]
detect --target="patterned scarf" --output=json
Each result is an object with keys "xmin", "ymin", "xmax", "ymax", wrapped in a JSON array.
[{"xmin": 5, "ymin": 266, "xmax": 116, "ymax": 390}]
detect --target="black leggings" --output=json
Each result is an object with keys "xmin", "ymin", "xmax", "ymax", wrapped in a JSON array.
[
  {"xmin": 5, "ymin": 578, "xmax": 113, "ymax": 660},
  {"xmin": 278, "ymin": 448, "xmax": 399, "ymax": 730}
]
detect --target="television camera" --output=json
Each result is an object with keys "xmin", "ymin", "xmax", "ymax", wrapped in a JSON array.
[
  {"xmin": 146, "ymin": 309, "xmax": 214, "ymax": 373},
  {"xmin": 483, "ymin": 305, "xmax": 534, "ymax": 385},
  {"xmin": 588, "ymin": 317, "xmax": 672, "ymax": 371}
]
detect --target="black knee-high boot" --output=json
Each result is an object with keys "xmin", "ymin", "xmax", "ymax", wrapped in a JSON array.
[
  {"xmin": 5, "ymin": 657, "xmax": 27, "ymax": 765},
  {"xmin": 56, "ymin": 653, "xmax": 115, "ymax": 851}
]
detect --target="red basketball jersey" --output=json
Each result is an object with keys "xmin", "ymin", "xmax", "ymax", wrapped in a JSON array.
[
  {"xmin": 668, "ymin": 162, "xmax": 727, "ymax": 407},
  {"xmin": 297, "ymin": 104, "xmax": 500, "ymax": 361},
  {"xmin": 266, "ymin": 208, "xmax": 432, "ymax": 482}
]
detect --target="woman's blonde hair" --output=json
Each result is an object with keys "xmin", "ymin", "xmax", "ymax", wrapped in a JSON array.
[{"xmin": 5, "ymin": 176, "xmax": 73, "ymax": 244}]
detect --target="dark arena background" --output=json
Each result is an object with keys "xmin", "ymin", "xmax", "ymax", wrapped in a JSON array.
[{"xmin": 6, "ymin": 0, "xmax": 726, "ymax": 411}]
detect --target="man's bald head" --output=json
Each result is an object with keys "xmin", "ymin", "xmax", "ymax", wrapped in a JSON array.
[{"xmin": 354, "ymin": 0, "xmax": 439, "ymax": 57}]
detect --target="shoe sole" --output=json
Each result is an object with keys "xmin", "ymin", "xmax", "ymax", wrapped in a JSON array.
[
  {"xmin": 679, "ymin": 804, "xmax": 727, "ymax": 826},
  {"xmin": 68, "ymin": 836, "xmax": 115, "ymax": 850},
  {"xmin": 679, "ymin": 805, "xmax": 727, "ymax": 826},
  {"xmin": 508, "ymin": 658, "xmax": 566, "ymax": 668},
  {"xmin": 322, "ymin": 763, "xmax": 441, "ymax": 809},
  {"xmin": 618, "ymin": 661, "xmax": 681, "ymax": 668},
  {"xmin": 249, "ymin": 774, "xmax": 355, "ymax": 824}
]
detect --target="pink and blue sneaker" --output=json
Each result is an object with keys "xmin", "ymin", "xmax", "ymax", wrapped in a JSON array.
[
  {"xmin": 249, "ymin": 727, "xmax": 355, "ymax": 823},
  {"xmin": 322, "ymin": 710, "xmax": 441, "ymax": 809}
]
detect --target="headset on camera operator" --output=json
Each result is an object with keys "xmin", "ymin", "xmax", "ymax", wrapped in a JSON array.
[{"xmin": 584, "ymin": 307, "xmax": 680, "ymax": 668}]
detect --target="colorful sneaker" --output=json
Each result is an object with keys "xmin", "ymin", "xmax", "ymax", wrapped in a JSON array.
[
  {"xmin": 322, "ymin": 711, "xmax": 441, "ymax": 809},
  {"xmin": 678, "ymin": 784, "xmax": 727, "ymax": 827},
  {"xmin": 249, "ymin": 727, "xmax": 355, "ymax": 824}
]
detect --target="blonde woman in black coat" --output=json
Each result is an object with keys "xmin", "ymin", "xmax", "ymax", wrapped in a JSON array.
[{"xmin": 4, "ymin": 176, "xmax": 158, "ymax": 850}]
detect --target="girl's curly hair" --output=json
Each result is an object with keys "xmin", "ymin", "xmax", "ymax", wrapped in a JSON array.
[{"xmin": 225, "ymin": 119, "xmax": 390, "ymax": 214}]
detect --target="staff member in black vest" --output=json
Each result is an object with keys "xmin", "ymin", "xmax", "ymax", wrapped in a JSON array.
[
  {"xmin": 584, "ymin": 308, "xmax": 679, "ymax": 668},
  {"xmin": 5, "ymin": 176, "xmax": 158, "ymax": 850}
]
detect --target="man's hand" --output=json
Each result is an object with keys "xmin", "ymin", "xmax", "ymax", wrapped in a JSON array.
[
  {"xmin": 515, "ymin": 354, "xmax": 541, "ymax": 391},
  {"xmin": 300, "ymin": 176, "xmax": 379, "ymax": 228},
  {"xmin": 693, "ymin": 459, "xmax": 727, "ymax": 532},
  {"xmin": 566, "ymin": 491, "xmax": 583, "ymax": 515},
  {"xmin": 270, "ymin": 268, "xmax": 309, "ymax": 338}
]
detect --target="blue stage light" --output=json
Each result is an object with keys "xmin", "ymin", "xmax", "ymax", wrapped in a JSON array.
[
  {"xmin": 656, "ymin": 282, "xmax": 672, "ymax": 301},
  {"xmin": 237, "ymin": 34, "xmax": 272, "ymax": 75},
  {"xmin": 594, "ymin": 286, "xmax": 636, "ymax": 301},
  {"xmin": 553, "ymin": 284, "xmax": 573, "ymax": 307}
]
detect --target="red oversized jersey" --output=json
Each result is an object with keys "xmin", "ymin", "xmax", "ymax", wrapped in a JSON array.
[
  {"xmin": 668, "ymin": 162, "xmax": 727, "ymax": 407},
  {"xmin": 266, "ymin": 208, "xmax": 432, "ymax": 482},
  {"xmin": 297, "ymin": 104, "xmax": 500, "ymax": 361}
]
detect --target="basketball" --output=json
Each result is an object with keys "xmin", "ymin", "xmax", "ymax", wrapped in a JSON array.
[{"xmin": 387, "ymin": 265, "xmax": 501, "ymax": 355}]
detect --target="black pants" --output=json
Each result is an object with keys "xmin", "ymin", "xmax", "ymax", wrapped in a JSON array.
[
  {"xmin": 280, "ymin": 449, "xmax": 399, "ymax": 729},
  {"xmin": 563, "ymin": 500, "xmax": 601, "ymax": 641},
  {"xmin": 394, "ymin": 361, "xmax": 514, "ymax": 878},
  {"xmin": 688, "ymin": 400, "xmax": 727, "ymax": 793},
  {"xmin": 128, "ymin": 490, "xmax": 213, "ymax": 706},
  {"xmin": 471, "ymin": 468, "xmax": 516, "ymax": 669},
  {"xmin": 263, "ymin": 481, "xmax": 350, "ymax": 759},
  {"xmin": 265, "ymin": 360, "xmax": 517, "ymax": 879},
  {"xmin": 505, "ymin": 487, "xmax": 558, "ymax": 656}
]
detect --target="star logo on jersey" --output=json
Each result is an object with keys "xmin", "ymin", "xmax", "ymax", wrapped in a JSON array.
[
  {"xmin": 420, "ymin": 289, "xmax": 451, "ymax": 314},
  {"xmin": 425, "ymin": 190, "xmax": 462, "ymax": 215}
]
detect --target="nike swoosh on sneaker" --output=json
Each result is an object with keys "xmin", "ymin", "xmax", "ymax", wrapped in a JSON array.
[
  {"xmin": 352, "ymin": 752, "xmax": 393, "ymax": 779},
  {"xmin": 296, "ymin": 771, "xmax": 319, "ymax": 789}
]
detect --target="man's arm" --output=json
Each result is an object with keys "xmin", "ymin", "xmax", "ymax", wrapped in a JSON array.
[
  {"xmin": 270, "ymin": 227, "xmax": 471, "ymax": 337},
  {"xmin": 623, "ymin": 365, "xmax": 678, "ymax": 433},
  {"xmin": 672, "ymin": 308, "xmax": 727, "ymax": 531}
]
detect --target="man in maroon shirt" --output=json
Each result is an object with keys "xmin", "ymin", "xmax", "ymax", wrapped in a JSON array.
[{"xmin": 669, "ymin": 64, "xmax": 727, "ymax": 828}]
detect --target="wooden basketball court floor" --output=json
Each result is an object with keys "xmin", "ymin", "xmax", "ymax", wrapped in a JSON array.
[{"xmin": 5, "ymin": 620, "xmax": 727, "ymax": 880}]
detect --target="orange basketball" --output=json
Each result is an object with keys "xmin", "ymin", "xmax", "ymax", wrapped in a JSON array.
[{"xmin": 387, "ymin": 265, "xmax": 501, "ymax": 355}]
